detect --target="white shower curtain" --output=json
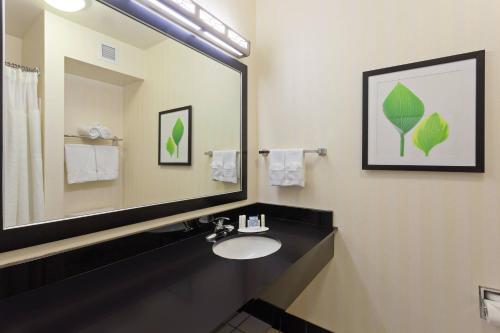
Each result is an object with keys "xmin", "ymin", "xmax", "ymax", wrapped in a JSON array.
[{"xmin": 3, "ymin": 66, "xmax": 44, "ymax": 227}]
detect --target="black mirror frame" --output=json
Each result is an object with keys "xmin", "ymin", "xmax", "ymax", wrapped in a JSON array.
[{"xmin": 0, "ymin": 0, "xmax": 248, "ymax": 252}]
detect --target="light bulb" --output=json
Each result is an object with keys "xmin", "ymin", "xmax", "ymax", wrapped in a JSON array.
[{"xmin": 44, "ymin": 0, "xmax": 89, "ymax": 12}]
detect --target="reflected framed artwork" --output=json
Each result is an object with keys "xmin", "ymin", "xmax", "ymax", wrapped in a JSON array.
[
  {"xmin": 159, "ymin": 106, "xmax": 192, "ymax": 165},
  {"xmin": 362, "ymin": 50, "xmax": 485, "ymax": 172}
]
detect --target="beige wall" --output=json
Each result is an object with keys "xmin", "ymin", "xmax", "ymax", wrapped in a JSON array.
[
  {"xmin": 5, "ymin": 34, "xmax": 22, "ymax": 63},
  {"xmin": 0, "ymin": 0, "xmax": 257, "ymax": 264},
  {"xmin": 3, "ymin": 2, "xmax": 499, "ymax": 333},
  {"xmin": 64, "ymin": 73, "xmax": 125, "ymax": 216},
  {"xmin": 256, "ymin": 0, "xmax": 500, "ymax": 332},
  {"xmin": 123, "ymin": 38, "xmax": 241, "ymax": 207}
]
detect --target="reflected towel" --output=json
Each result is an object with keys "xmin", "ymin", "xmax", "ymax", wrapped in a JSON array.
[
  {"xmin": 77, "ymin": 125, "xmax": 100, "ymax": 139},
  {"xmin": 96, "ymin": 124, "xmax": 113, "ymax": 140},
  {"xmin": 65, "ymin": 144, "xmax": 98, "ymax": 184},
  {"xmin": 211, "ymin": 151, "xmax": 224, "ymax": 181},
  {"xmin": 222, "ymin": 150, "xmax": 237, "ymax": 183},
  {"xmin": 95, "ymin": 145, "xmax": 119, "ymax": 181},
  {"xmin": 212, "ymin": 150, "xmax": 237, "ymax": 183}
]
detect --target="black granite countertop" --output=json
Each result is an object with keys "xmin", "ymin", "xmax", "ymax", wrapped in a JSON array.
[{"xmin": 0, "ymin": 204, "xmax": 335, "ymax": 333}]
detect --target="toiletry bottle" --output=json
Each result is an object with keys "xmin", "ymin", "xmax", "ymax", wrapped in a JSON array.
[{"xmin": 261, "ymin": 214, "xmax": 266, "ymax": 228}]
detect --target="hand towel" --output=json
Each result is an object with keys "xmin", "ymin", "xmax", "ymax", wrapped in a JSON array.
[
  {"xmin": 211, "ymin": 151, "xmax": 224, "ymax": 181},
  {"xmin": 268, "ymin": 150, "xmax": 286, "ymax": 186},
  {"xmin": 77, "ymin": 125, "xmax": 100, "ymax": 139},
  {"xmin": 284, "ymin": 149, "xmax": 305, "ymax": 187},
  {"xmin": 65, "ymin": 144, "xmax": 98, "ymax": 184},
  {"xmin": 222, "ymin": 150, "xmax": 238, "ymax": 183},
  {"xmin": 211, "ymin": 150, "xmax": 237, "ymax": 183},
  {"xmin": 268, "ymin": 149, "xmax": 305, "ymax": 187},
  {"xmin": 95, "ymin": 145, "xmax": 119, "ymax": 181},
  {"xmin": 485, "ymin": 300, "xmax": 500, "ymax": 327}
]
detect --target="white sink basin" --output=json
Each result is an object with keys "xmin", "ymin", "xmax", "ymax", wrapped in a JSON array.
[{"xmin": 212, "ymin": 236, "xmax": 282, "ymax": 260}]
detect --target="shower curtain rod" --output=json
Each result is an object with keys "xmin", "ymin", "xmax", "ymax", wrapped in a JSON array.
[{"xmin": 4, "ymin": 61, "xmax": 40, "ymax": 75}]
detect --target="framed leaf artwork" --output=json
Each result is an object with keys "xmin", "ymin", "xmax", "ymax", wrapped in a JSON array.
[
  {"xmin": 362, "ymin": 51, "xmax": 485, "ymax": 172},
  {"xmin": 158, "ymin": 106, "xmax": 192, "ymax": 165}
]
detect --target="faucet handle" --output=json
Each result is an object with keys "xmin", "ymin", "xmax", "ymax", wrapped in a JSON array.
[{"xmin": 214, "ymin": 217, "xmax": 230, "ymax": 228}]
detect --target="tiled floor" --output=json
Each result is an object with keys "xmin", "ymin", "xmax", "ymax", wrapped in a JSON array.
[{"xmin": 216, "ymin": 312, "xmax": 280, "ymax": 333}]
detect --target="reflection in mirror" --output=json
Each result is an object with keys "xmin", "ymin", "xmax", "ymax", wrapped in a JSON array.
[{"xmin": 3, "ymin": 0, "xmax": 242, "ymax": 228}]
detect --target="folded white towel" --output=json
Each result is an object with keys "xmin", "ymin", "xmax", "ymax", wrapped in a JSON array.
[
  {"xmin": 212, "ymin": 150, "xmax": 238, "ymax": 183},
  {"xmin": 485, "ymin": 300, "xmax": 500, "ymax": 327},
  {"xmin": 222, "ymin": 150, "xmax": 237, "ymax": 183},
  {"xmin": 65, "ymin": 144, "xmax": 98, "ymax": 184},
  {"xmin": 284, "ymin": 149, "xmax": 305, "ymax": 187},
  {"xmin": 268, "ymin": 149, "xmax": 305, "ymax": 187},
  {"xmin": 95, "ymin": 145, "xmax": 119, "ymax": 181},
  {"xmin": 96, "ymin": 124, "xmax": 113, "ymax": 140},
  {"xmin": 211, "ymin": 151, "xmax": 224, "ymax": 181},
  {"xmin": 268, "ymin": 150, "xmax": 286, "ymax": 186},
  {"xmin": 77, "ymin": 126, "xmax": 100, "ymax": 139}
]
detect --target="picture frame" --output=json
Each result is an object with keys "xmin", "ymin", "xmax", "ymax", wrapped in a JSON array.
[
  {"xmin": 362, "ymin": 50, "xmax": 485, "ymax": 172},
  {"xmin": 158, "ymin": 106, "xmax": 192, "ymax": 166}
]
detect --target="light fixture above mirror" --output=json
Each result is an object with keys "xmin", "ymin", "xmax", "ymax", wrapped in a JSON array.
[
  {"xmin": 44, "ymin": 0, "xmax": 91, "ymax": 12},
  {"xmin": 133, "ymin": 0, "xmax": 251, "ymax": 58}
]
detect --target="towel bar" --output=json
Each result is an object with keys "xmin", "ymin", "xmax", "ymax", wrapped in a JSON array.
[
  {"xmin": 64, "ymin": 134, "xmax": 123, "ymax": 145},
  {"xmin": 259, "ymin": 148, "xmax": 327, "ymax": 156},
  {"xmin": 204, "ymin": 151, "xmax": 240, "ymax": 157}
]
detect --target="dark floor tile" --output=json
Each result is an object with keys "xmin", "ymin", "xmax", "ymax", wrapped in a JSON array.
[
  {"xmin": 215, "ymin": 324, "xmax": 234, "ymax": 333},
  {"xmin": 238, "ymin": 315, "xmax": 272, "ymax": 333},
  {"xmin": 228, "ymin": 312, "xmax": 250, "ymax": 328}
]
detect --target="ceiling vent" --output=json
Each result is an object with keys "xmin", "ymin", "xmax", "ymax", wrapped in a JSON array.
[{"xmin": 100, "ymin": 43, "xmax": 117, "ymax": 64}]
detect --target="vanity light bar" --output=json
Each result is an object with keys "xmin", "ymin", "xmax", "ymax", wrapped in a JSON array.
[
  {"xmin": 134, "ymin": 0, "xmax": 251, "ymax": 58},
  {"xmin": 199, "ymin": 9, "xmax": 225, "ymax": 34},
  {"xmin": 170, "ymin": 0, "xmax": 196, "ymax": 14},
  {"xmin": 134, "ymin": 0, "xmax": 201, "ymax": 30}
]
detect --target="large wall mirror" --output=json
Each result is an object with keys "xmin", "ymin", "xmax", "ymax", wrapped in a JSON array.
[{"xmin": 0, "ymin": 0, "xmax": 247, "ymax": 251}]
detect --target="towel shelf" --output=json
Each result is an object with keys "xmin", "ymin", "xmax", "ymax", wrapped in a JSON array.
[{"xmin": 259, "ymin": 148, "xmax": 327, "ymax": 156}]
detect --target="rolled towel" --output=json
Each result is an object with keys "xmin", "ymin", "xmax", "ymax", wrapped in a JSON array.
[
  {"xmin": 77, "ymin": 125, "xmax": 100, "ymax": 139},
  {"xmin": 96, "ymin": 124, "xmax": 113, "ymax": 140}
]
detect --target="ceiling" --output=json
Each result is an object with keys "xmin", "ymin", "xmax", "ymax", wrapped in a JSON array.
[{"xmin": 5, "ymin": 0, "xmax": 166, "ymax": 49}]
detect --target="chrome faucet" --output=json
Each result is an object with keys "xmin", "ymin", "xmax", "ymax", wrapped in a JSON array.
[{"xmin": 206, "ymin": 217, "xmax": 234, "ymax": 242}]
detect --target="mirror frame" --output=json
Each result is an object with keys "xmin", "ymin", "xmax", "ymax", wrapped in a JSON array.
[{"xmin": 0, "ymin": 0, "xmax": 248, "ymax": 252}]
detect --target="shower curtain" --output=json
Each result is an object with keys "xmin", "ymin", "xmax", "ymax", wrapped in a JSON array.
[{"xmin": 3, "ymin": 66, "xmax": 44, "ymax": 227}]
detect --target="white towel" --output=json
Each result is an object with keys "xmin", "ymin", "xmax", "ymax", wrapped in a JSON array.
[
  {"xmin": 96, "ymin": 124, "xmax": 113, "ymax": 140},
  {"xmin": 65, "ymin": 144, "xmax": 98, "ymax": 184},
  {"xmin": 268, "ymin": 150, "xmax": 286, "ymax": 186},
  {"xmin": 212, "ymin": 150, "xmax": 237, "ymax": 183},
  {"xmin": 485, "ymin": 300, "xmax": 500, "ymax": 327},
  {"xmin": 95, "ymin": 145, "xmax": 119, "ymax": 181},
  {"xmin": 77, "ymin": 125, "xmax": 100, "ymax": 139},
  {"xmin": 222, "ymin": 150, "xmax": 237, "ymax": 183},
  {"xmin": 211, "ymin": 151, "xmax": 224, "ymax": 181},
  {"xmin": 268, "ymin": 149, "xmax": 305, "ymax": 187},
  {"xmin": 284, "ymin": 149, "xmax": 305, "ymax": 187}
]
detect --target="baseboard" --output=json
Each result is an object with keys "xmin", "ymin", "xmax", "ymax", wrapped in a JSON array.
[{"xmin": 242, "ymin": 299, "xmax": 333, "ymax": 333}]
